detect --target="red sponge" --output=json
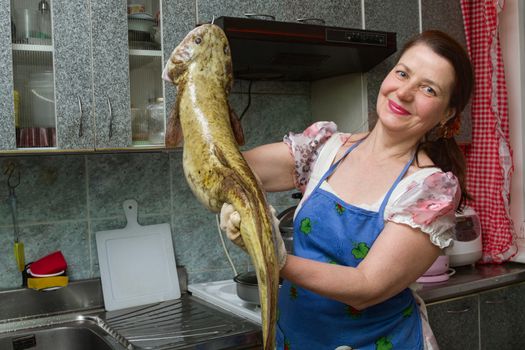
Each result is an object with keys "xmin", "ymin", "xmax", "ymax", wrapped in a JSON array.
[{"xmin": 29, "ymin": 251, "xmax": 67, "ymax": 275}]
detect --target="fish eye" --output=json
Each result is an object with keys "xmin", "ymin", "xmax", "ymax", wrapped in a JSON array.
[{"xmin": 195, "ymin": 37, "xmax": 202, "ymax": 44}]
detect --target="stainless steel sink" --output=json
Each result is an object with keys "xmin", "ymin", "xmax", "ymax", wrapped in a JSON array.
[
  {"xmin": 0, "ymin": 317, "xmax": 130, "ymax": 350},
  {"xmin": 0, "ymin": 279, "xmax": 261, "ymax": 350}
]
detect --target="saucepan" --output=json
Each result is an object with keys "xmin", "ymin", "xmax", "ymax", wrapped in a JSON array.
[
  {"xmin": 234, "ymin": 271, "xmax": 285, "ymax": 305},
  {"xmin": 234, "ymin": 271, "xmax": 260, "ymax": 304}
]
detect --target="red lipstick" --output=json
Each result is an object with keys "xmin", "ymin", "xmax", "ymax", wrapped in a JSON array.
[{"xmin": 388, "ymin": 99, "xmax": 410, "ymax": 115}]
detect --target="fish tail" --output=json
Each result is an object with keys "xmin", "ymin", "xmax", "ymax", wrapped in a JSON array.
[{"xmin": 236, "ymin": 201, "xmax": 279, "ymax": 350}]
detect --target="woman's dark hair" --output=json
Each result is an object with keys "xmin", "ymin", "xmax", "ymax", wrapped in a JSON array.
[{"xmin": 400, "ymin": 30, "xmax": 474, "ymax": 210}]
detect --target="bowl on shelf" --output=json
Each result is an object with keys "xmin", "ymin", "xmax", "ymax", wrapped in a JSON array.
[{"xmin": 128, "ymin": 13, "xmax": 155, "ymax": 33}]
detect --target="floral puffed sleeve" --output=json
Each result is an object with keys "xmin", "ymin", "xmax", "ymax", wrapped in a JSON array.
[
  {"xmin": 283, "ymin": 121, "xmax": 338, "ymax": 193},
  {"xmin": 385, "ymin": 170, "xmax": 461, "ymax": 248}
]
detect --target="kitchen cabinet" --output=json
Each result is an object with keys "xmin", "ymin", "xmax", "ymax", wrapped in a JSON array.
[
  {"xmin": 52, "ymin": 0, "xmax": 98, "ymax": 150},
  {"xmin": 196, "ymin": 0, "xmax": 359, "ymax": 28},
  {"xmin": 427, "ymin": 294, "xmax": 480, "ymax": 350},
  {"xmin": 427, "ymin": 281, "xmax": 525, "ymax": 350},
  {"xmin": 89, "ymin": 0, "xmax": 133, "ymax": 149},
  {"xmin": 196, "ymin": 0, "xmax": 285, "ymax": 24},
  {"xmin": 9, "ymin": 0, "xmax": 128, "ymax": 150},
  {"xmin": 2, "ymin": 0, "xmax": 181, "ymax": 152},
  {"xmin": 480, "ymin": 282, "xmax": 525, "ymax": 350},
  {"xmin": 282, "ymin": 0, "xmax": 361, "ymax": 28}
]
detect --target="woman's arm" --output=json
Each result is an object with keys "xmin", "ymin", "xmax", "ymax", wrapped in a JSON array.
[
  {"xmin": 243, "ymin": 142, "xmax": 296, "ymax": 192},
  {"xmin": 280, "ymin": 222, "xmax": 442, "ymax": 310}
]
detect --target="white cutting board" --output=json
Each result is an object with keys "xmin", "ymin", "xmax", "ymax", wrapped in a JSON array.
[{"xmin": 96, "ymin": 199, "xmax": 181, "ymax": 311}]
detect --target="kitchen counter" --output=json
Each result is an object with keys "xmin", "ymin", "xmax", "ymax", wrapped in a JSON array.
[
  {"xmin": 418, "ymin": 262, "xmax": 525, "ymax": 303},
  {"xmin": 2, "ymin": 262, "xmax": 525, "ymax": 349}
]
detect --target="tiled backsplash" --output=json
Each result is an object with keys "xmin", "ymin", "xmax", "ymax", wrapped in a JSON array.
[{"xmin": 0, "ymin": 86, "xmax": 310, "ymax": 289}]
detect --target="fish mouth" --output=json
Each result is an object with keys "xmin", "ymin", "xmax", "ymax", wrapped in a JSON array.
[
  {"xmin": 162, "ymin": 59, "xmax": 186, "ymax": 83},
  {"xmin": 161, "ymin": 63, "xmax": 173, "ymax": 82}
]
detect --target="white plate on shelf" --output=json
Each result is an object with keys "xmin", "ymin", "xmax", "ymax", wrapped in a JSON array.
[{"xmin": 128, "ymin": 12, "xmax": 154, "ymax": 20}]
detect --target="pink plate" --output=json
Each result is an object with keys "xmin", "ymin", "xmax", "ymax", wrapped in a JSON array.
[{"xmin": 416, "ymin": 273, "xmax": 450, "ymax": 283}]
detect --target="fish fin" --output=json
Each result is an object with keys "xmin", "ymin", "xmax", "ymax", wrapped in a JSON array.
[
  {"xmin": 229, "ymin": 106, "xmax": 245, "ymax": 146},
  {"xmin": 165, "ymin": 98, "xmax": 183, "ymax": 148},
  {"xmin": 212, "ymin": 144, "xmax": 233, "ymax": 171}
]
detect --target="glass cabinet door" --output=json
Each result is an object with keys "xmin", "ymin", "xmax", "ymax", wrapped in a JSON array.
[
  {"xmin": 10, "ymin": 0, "xmax": 56, "ymax": 149},
  {"xmin": 1, "ymin": 0, "xmax": 16, "ymax": 150},
  {"xmin": 128, "ymin": 0, "xmax": 165, "ymax": 147}
]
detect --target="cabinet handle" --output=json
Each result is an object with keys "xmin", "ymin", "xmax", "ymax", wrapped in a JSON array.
[
  {"xmin": 296, "ymin": 18, "xmax": 326, "ymax": 25},
  {"xmin": 484, "ymin": 299, "xmax": 506, "ymax": 304},
  {"xmin": 78, "ymin": 96, "xmax": 84, "ymax": 137},
  {"xmin": 107, "ymin": 97, "xmax": 113, "ymax": 139},
  {"xmin": 446, "ymin": 307, "xmax": 471, "ymax": 314},
  {"xmin": 244, "ymin": 13, "xmax": 275, "ymax": 21}
]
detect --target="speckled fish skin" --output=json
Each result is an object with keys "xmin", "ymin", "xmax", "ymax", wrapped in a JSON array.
[{"xmin": 163, "ymin": 24, "xmax": 278, "ymax": 350}]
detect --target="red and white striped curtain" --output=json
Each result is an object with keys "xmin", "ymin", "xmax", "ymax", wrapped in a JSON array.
[{"xmin": 460, "ymin": 0, "xmax": 516, "ymax": 263}]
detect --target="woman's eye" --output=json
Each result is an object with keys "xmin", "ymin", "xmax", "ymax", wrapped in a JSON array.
[
  {"xmin": 422, "ymin": 86, "xmax": 436, "ymax": 96},
  {"xmin": 395, "ymin": 70, "xmax": 407, "ymax": 78},
  {"xmin": 195, "ymin": 37, "xmax": 202, "ymax": 44}
]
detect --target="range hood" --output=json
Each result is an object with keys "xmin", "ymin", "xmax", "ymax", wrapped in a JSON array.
[{"xmin": 214, "ymin": 16, "xmax": 397, "ymax": 81}]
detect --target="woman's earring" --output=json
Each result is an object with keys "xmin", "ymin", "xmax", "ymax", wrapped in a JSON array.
[
  {"xmin": 441, "ymin": 115, "xmax": 461, "ymax": 139},
  {"xmin": 427, "ymin": 113, "xmax": 461, "ymax": 141}
]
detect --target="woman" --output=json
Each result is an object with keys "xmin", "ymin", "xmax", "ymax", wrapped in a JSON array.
[{"xmin": 221, "ymin": 30, "xmax": 473, "ymax": 349}]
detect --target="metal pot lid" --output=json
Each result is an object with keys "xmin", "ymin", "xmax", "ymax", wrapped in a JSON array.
[
  {"xmin": 233, "ymin": 271, "xmax": 258, "ymax": 286},
  {"xmin": 278, "ymin": 206, "xmax": 296, "ymax": 233}
]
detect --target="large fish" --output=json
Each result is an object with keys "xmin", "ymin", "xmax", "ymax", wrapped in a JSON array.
[{"xmin": 162, "ymin": 24, "xmax": 279, "ymax": 350}]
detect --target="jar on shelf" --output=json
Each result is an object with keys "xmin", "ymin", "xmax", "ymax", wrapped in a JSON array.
[
  {"xmin": 131, "ymin": 107, "xmax": 148, "ymax": 145},
  {"xmin": 36, "ymin": 0, "xmax": 52, "ymax": 41},
  {"xmin": 27, "ymin": 71, "xmax": 55, "ymax": 128},
  {"xmin": 146, "ymin": 97, "xmax": 164, "ymax": 145}
]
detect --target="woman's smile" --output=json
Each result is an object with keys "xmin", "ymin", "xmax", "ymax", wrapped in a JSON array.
[{"xmin": 388, "ymin": 99, "xmax": 410, "ymax": 116}]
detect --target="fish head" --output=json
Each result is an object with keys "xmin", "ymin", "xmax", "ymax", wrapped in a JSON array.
[{"xmin": 162, "ymin": 24, "xmax": 233, "ymax": 90}]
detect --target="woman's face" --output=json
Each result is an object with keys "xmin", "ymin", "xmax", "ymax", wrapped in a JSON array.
[{"xmin": 376, "ymin": 44, "xmax": 456, "ymax": 139}]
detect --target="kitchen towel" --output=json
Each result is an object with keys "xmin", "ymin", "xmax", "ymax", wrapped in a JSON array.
[{"xmin": 460, "ymin": 0, "xmax": 517, "ymax": 262}]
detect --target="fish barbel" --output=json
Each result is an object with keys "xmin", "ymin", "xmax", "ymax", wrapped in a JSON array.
[{"xmin": 162, "ymin": 24, "xmax": 279, "ymax": 350}]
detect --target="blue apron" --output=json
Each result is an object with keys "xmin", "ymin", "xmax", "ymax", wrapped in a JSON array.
[{"xmin": 276, "ymin": 140, "xmax": 423, "ymax": 350}]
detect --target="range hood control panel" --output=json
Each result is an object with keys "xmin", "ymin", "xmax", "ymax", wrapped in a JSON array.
[{"xmin": 326, "ymin": 29, "xmax": 388, "ymax": 47}]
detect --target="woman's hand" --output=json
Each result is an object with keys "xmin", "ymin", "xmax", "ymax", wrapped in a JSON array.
[
  {"xmin": 219, "ymin": 203, "xmax": 287, "ymax": 269},
  {"xmin": 219, "ymin": 203, "xmax": 244, "ymax": 250}
]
